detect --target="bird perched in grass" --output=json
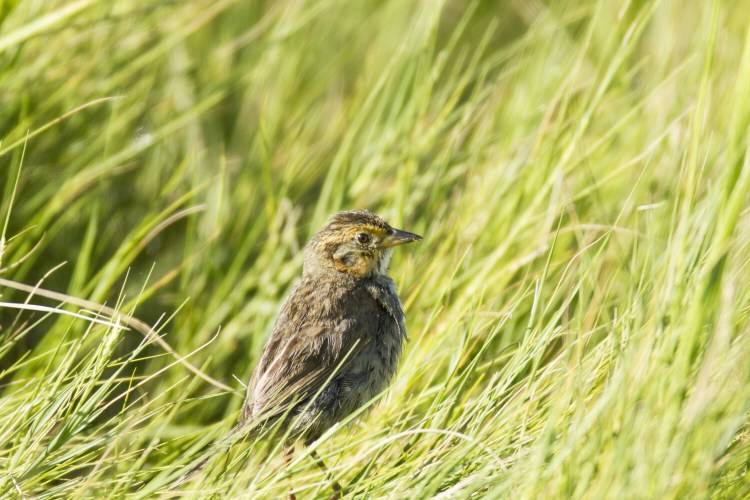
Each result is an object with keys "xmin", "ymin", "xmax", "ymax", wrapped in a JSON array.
[{"xmin": 181, "ymin": 210, "xmax": 421, "ymax": 497}]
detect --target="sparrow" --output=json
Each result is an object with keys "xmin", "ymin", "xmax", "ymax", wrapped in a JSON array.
[{"xmin": 239, "ymin": 210, "xmax": 421, "ymax": 497}]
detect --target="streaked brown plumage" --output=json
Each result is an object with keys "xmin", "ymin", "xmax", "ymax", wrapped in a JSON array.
[
  {"xmin": 172, "ymin": 210, "xmax": 421, "ymax": 495},
  {"xmin": 240, "ymin": 210, "xmax": 421, "ymax": 496}
]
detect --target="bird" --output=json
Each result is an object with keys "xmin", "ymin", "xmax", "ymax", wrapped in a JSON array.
[{"xmin": 174, "ymin": 210, "xmax": 421, "ymax": 497}]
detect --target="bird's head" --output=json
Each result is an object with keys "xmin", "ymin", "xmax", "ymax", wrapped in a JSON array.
[{"xmin": 304, "ymin": 210, "xmax": 422, "ymax": 279}]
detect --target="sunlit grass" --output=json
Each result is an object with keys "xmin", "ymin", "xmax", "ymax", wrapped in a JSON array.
[{"xmin": 1, "ymin": 0, "xmax": 749, "ymax": 498}]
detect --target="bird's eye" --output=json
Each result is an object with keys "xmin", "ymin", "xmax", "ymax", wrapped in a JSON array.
[{"xmin": 356, "ymin": 232, "xmax": 370, "ymax": 244}]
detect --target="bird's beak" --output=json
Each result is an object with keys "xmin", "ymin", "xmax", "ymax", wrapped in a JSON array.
[{"xmin": 381, "ymin": 228, "xmax": 423, "ymax": 247}]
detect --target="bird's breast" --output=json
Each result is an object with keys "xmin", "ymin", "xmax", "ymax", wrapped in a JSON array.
[{"xmin": 339, "ymin": 280, "xmax": 406, "ymax": 401}]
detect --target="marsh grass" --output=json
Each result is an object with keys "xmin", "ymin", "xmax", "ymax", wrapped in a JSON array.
[{"xmin": 1, "ymin": 0, "xmax": 749, "ymax": 498}]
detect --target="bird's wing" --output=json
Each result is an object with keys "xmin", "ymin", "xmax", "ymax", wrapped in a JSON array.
[{"xmin": 243, "ymin": 317, "xmax": 370, "ymax": 425}]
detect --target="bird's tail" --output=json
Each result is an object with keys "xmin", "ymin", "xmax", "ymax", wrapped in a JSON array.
[{"xmin": 168, "ymin": 423, "xmax": 249, "ymax": 489}]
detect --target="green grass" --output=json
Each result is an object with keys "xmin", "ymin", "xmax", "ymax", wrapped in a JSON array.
[{"xmin": 1, "ymin": 0, "xmax": 749, "ymax": 497}]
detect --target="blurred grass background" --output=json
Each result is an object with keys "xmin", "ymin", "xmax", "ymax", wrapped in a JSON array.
[{"xmin": 1, "ymin": 0, "xmax": 749, "ymax": 497}]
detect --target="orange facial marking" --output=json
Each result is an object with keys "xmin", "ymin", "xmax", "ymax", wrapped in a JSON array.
[{"xmin": 343, "ymin": 225, "xmax": 388, "ymax": 239}]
